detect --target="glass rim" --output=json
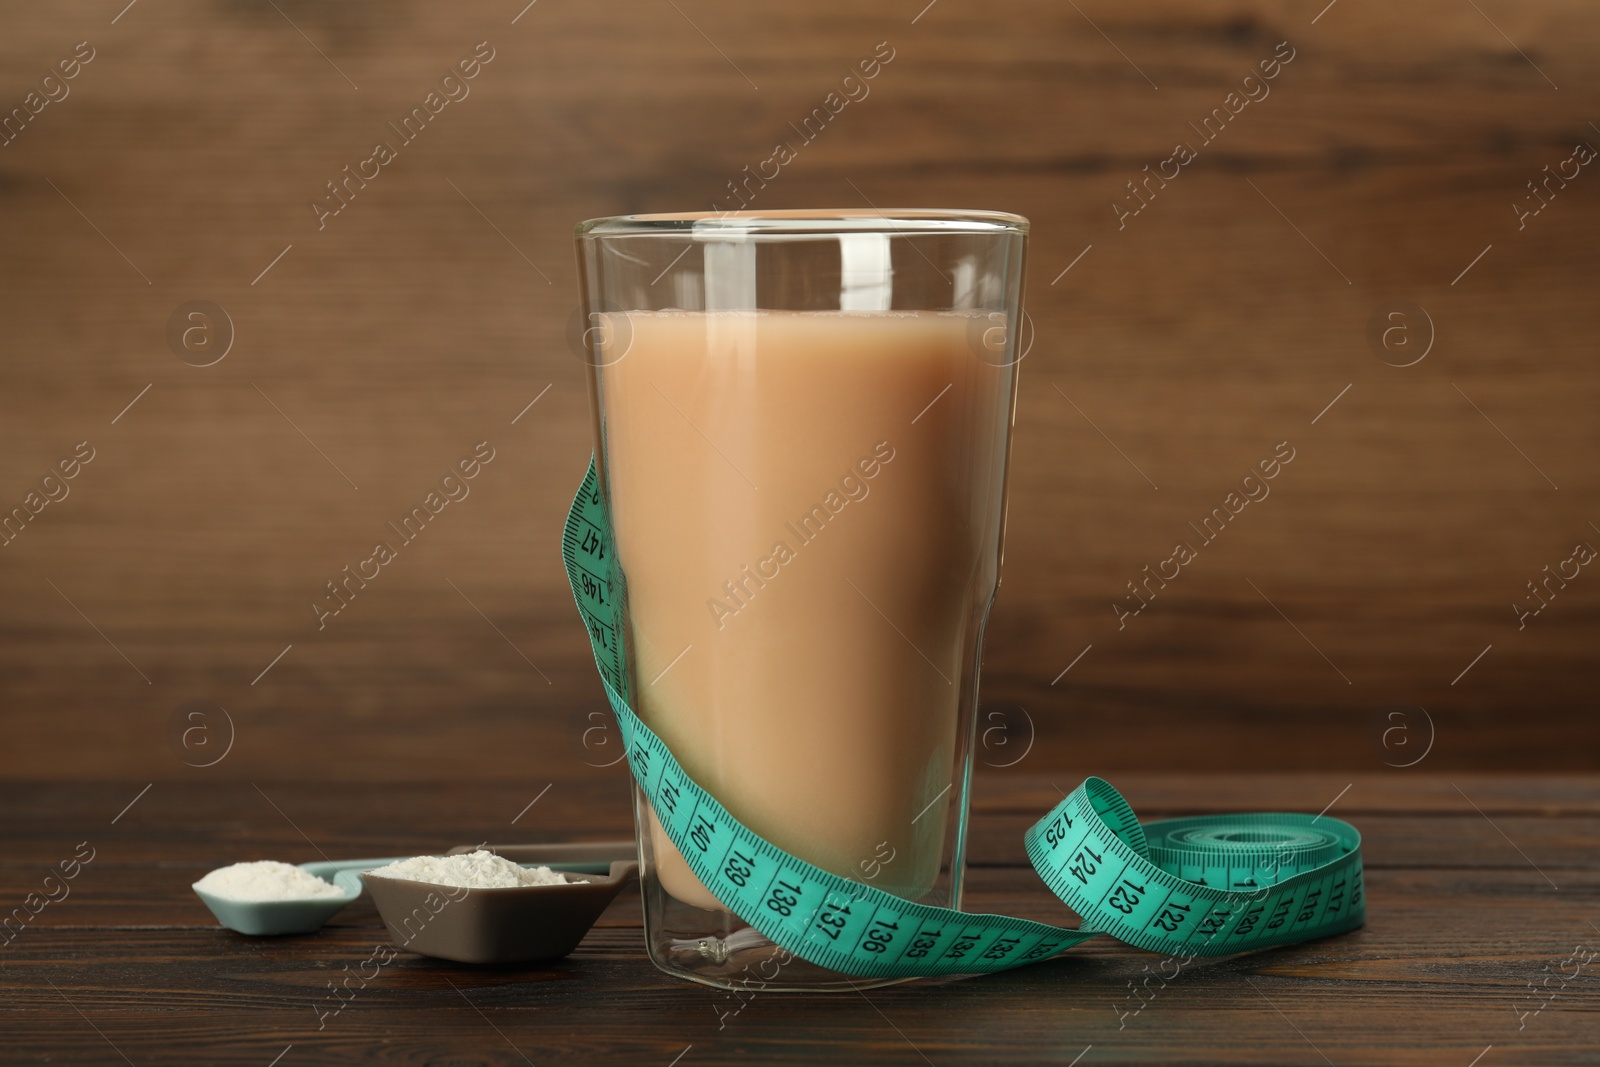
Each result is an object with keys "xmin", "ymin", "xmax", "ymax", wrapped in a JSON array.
[{"xmin": 576, "ymin": 208, "xmax": 1028, "ymax": 238}]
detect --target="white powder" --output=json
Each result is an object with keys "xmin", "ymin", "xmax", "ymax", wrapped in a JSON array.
[
  {"xmin": 366, "ymin": 850, "xmax": 578, "ymax": 889},
  {"xmin": 194, "ymin": 860, "xmax": 345, "ymax": 902}
]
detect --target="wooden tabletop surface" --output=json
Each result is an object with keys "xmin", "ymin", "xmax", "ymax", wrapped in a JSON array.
[{"xmin": 3, "ymin": 772, "xmax": 1596, "ymax": 1065}]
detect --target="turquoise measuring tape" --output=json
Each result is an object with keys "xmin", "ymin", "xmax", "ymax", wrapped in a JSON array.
[{"xmin": 563, "ymin": 459, "xmax": 1364, "ymax": 977}]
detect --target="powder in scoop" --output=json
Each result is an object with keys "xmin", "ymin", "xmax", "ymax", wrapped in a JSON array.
[
  {"xmin": 367, "ymin": 850, "xmax": 578, "ymax": 889},
  {"xmin": 194, "ymin": 860, "xmax": 344, "ymax": 902}
]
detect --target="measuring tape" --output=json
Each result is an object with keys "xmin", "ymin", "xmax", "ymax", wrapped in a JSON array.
[{"xmin": 563, "ymin": 459, "xmax": 1364, "ymax": 977}]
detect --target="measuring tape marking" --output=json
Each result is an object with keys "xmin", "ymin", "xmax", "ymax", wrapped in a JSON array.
[{"xmin": 562, "ymin": 458, "xmax": 1364, "ymax": 977}]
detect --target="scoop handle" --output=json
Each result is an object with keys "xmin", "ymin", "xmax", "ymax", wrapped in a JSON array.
[{"xmin": 298, "ymin": 857, "xmax": 414, "ymax": 894}]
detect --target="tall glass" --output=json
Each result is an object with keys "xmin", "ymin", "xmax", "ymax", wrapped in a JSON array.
[{"xmin": 574, "ymin": 210, "xmax": 1027, "ymax": 990}]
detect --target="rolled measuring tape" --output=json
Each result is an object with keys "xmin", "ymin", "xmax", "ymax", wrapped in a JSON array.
[{"xmin": 563, "ymin": 460, "xmax": 1364, "ymax": 977}]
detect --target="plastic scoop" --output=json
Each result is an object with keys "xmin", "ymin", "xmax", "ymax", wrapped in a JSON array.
[
  {"xmin": 192, "ymin": 858, "xmax": 394, "ymax": 936},
  {"xmin": 364, "ymin": 842, "xmax": 638, "ymax": 963},
  {"xmin": 192, "ymin": 841, "xmax": 637, "ymax": 942}
]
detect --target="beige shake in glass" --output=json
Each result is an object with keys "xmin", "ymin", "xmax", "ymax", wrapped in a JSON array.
[{"xmin": 576, "ymin": 210, "xmax": 1026, "ymax": 989}]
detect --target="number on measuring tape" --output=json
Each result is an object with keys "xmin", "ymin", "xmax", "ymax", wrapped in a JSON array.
[
  {"xmin": 689, "ymin": 814, "xmax": 716, "ymax": 853},
  {"xmin": 980, "ymin": 935, "xmax": 1022, "ymax": 961},
  {"xmin": 814, "ymin": 901, "xmax": 850, "ymax": 939},
  {"xmin": 765, "ymin": 879, "xmax": 804, "ymax": 917},
  {"xmin": 858, "ymin": 919, "xmax": 900, "ymax": 955},
  {"xmin": 904, "ymin": 926, "xmax": 942, "ymax": 959},
  {"xmin": 657, "ymin": 776, "xmax": 681, "ymax": 817},
  {"xmin": 1196, "ymin": 907, "xmax": 1232, "ymax": 937},
  {"xmin": 1231, "ymin": 902, "xmax": 1266, "ymax": 939},
  {"xmin": 1324, "ymin": 876, "xmax": 1347, "ymax": 916},
  {"xmin": 1108, "ymin": 878, "xmax": 1146, "ymax": 915},
  {"xmin": 1021, "ymin": 936, "xmax": 1067, "ymax": 961},
  {"xmin": 1295, "ymin": 886, "xmax": 1324, "ymax": 925},
  {"xmin": 1068, "ymin": 844, "xmax": 1101, "ymax": 885},
  {"xmin": 1150, "ymin": 901, "xmax": 1191, "ymax": 933},
  {"xmin": 722, "ymin": 848, "xmax": 755, "ymax": 888},
  {"xmin": 1042, "ymin": 809, "xmax": 1074, "ymax": 849},
  {"xmin": 941, "ymin": 928, "xmax": 985, "ymax": 963}
]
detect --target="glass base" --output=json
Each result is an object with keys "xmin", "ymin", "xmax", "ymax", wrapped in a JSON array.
[
  {"xmin": 649, "ymin": 918, "xmax": 916, "ymax": 993},
  {"xmin": 642, "ymin": 873, "xmax": 915, "ymax": 992}
]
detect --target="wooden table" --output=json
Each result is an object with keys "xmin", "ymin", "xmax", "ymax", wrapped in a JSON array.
[
  {"xmin": 4, "ymin": 772, "xmax": 1595, "ymax": 1064},
  {"xmin": 2, "ymin": 3, "xmax": 1596, "ymax": 1061}
]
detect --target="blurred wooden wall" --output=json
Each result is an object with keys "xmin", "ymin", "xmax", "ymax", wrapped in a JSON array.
[{"xmin": 0, "ymin": 0, "xmax": 1595, "ymax": 782}]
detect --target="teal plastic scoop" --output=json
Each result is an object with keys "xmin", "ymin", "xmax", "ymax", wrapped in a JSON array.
[{"xmin": 192, "ymin": 858, "xmax": 393, "ymax": 936}]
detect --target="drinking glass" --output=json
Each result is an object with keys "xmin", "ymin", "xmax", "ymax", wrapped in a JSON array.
[{"xmin": 575, "ymin": 209, "xmax": 1027, "ymax": 990}]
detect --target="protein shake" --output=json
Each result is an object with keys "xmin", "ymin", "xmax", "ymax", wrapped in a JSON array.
[{"xmin": 597, "ymin": 308, "xmax": 1012, "ymax": 909}]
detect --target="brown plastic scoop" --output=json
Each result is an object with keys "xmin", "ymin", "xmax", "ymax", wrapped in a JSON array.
[{"xmin": 362, "ymin": 841, "xmax": 637, "ymax": 964}]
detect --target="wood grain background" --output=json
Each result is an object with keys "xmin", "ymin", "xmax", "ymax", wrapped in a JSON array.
[{"xmin": 0, "ymin": 0, "xmax": 1596, "ymax": 781}]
